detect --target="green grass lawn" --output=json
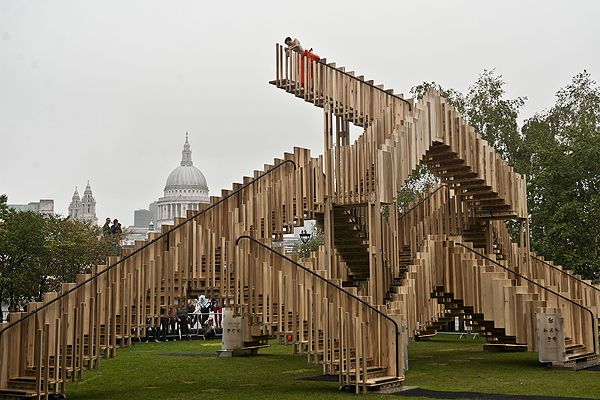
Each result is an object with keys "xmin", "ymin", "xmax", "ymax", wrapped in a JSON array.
[{"xmin": 66, "ymin": 334, "xmax": 600, "ymax": 399}]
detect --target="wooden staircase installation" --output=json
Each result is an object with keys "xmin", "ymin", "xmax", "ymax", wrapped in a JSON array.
[
  {"xmin": 0, "ymin": 43, "xmax": 598, "ymax": 399},
  {"xmin": 395, "ymin": 235, "xmax": 597, "ymax": 366},
  {"xmin": 390, "ymin": 183, "xmax": 599, "ymax": 361}
]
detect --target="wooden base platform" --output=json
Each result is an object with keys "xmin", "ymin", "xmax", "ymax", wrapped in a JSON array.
[{"xmin": 217, "ymin": 344, "xmax": 270, "ymax": 357}]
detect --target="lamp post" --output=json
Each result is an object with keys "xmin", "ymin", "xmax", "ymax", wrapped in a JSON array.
[{"xmin": 299, "ymin": 229, "xmax": 311, "ymax": 244}]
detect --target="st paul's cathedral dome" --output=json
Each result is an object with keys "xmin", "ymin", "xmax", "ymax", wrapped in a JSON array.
[{"xmin": 155, "ymin": 134, "xmax": 210, "ymax": 228}]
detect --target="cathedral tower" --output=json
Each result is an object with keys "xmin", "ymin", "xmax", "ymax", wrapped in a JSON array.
[
  {"xmin": 68, "ymin": 182, "xmax": 98, "ymax": 224},
  {"xmin": 81, "ymin": 181, "xmax": 98, "ymax": 225},
  {"xmin": 68, "ymin": 187, "xmax": 81, "ymax": 220}
]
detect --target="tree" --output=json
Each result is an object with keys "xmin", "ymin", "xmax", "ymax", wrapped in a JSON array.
[
  {"xmin": 412, "ymin": 70, "xmax": 527, "ymax": 167},
  {"xmin": 522, "ymin": 71, "xmax": 600, "ymax": 278},
  {"xmin": 0, "ymin": 195, "xmax": 8, "ymax": 221},
  {"xmin": 462, "ymin": 69, "xmax": 527, "ymax": 168},
  {"xmin": 40, "ymin": 216, "xmax": 113, "ymax": 299},
  {"xmin": 410, "ymin": 81, "xmax": 466, "ymax": 114},
  {"xmin": 396, "ymin": 164, "xmax": 439, "ymax": 209},
  {"xmin": 0, "ymin": 209, "xmax": 47, "ymax": 315},
  {"xmin": 0, "ymin": 202, "xmax": 114, "ymax": 321}
]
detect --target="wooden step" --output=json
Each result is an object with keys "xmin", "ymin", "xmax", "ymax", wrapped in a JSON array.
[
  {"xmin": 556, "ymin": 352, "xmax": 599, "ymax": 370},
  {"xmin": 346, "ymin": 366, "xmax": 388, "ymax": 379},
  {"xmin": 483, "ymin": 343, "xmax": 527, "ymax": 352},
  {"xmin": 0, "ymin": 388, "xmax": 38, "ymax": 399},
  {"xmin": 7, "ymin": 376, "xmax": 58, "ymax": 391},
  {"xmin": 340, "ymin": 375, "xmax": 404, "ymax": 393},
  {"xmin": 415, "ymin": 330, "xmax": 437, "ymax": 340}
]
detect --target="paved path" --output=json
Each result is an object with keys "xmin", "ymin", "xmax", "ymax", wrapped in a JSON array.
[{"xmin": 395, "ymin": 388, "xmax": 596, "ymax": 400}]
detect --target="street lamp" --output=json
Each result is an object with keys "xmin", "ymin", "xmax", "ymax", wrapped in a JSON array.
[{"xmin": 299, "ymin": 229, "xmax": 311, "ymax": 244}]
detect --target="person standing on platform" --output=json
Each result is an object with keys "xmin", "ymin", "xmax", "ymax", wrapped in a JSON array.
[
  {"xmin": 110, "ymin": 218, "xmax": 122, "ymax": 255},
  {"xmin": 285, "ymin": 37, "xmax": 320, "ymax": 86},
  {"xmin": 284, "ymin": 37, "xmax": 304, "ymax": 54},
  {"xmin": 102, "ymin": 217, "xmax": 111, "ymax": 236},
  {"xmin": 110, "ymin": 219, "xmax": 121, "ymax": 236}
]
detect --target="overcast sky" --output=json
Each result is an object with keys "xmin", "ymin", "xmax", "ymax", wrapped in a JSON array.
[{"xmin": 1, "ymin": 1, "xmax": 598, "ymax": 226}]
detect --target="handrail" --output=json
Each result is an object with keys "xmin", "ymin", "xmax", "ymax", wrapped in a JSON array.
[
  {"xmin": 455, "ymin": 242, "xmax": 598, "ymax": 354},
  {"xmin": 235, "ymin": 235, "xmax": 401, "ymax": 379},
  {"xmin": 397, "ymin": 184, "xmax": 449, "ymax": 223},
  {"xmin": 0, "ymin": 160, "xmax": 297, "ymax": 338},
  {"xmin": 530, "ymin": 254, "xmax": 600, "ymax": 296},
  {"xmin": 277, "ymin": 43, "xmax": 412, "ymax": 112},
  {"xmin": 316, "ymin": 58, "xmax": 413, "ymax": 112}
]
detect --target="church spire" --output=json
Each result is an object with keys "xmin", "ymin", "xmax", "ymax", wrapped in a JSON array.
[
  {"xmin": 181, "ymin": 132, "xmax": 193, "ymax": 166},
  {"xmin": 84, "ymin": 180, "xmax": 92, "ymax": 195},
  {"xmin": 72, "ymin": 186, "xmax": 80, "ymax": 201},
  {"xmin": 69, "ymin": 187, "xmax": 80, "ymax": 220}
]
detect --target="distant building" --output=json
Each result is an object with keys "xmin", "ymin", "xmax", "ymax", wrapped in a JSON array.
[
  {"xmin": 155, "ymin": 134, "xmax": 210, "ymax": 228},
  {"xmin": 68, "ymin": 181, "xmax": 98, "ymax": 225},
  {"xmin": 121, "ymin": 225, "xmax": 154, "ymax": 246},
  {"xmin": 148, "ymin": 201, "xmax": 158, "ymax": 226},
  {"xmin": 134, "ymin": 209, "xmax": 152, "ymax": 227},
  {"xmin": 124, "ymin": 134, "xmax": 210, "ymax": 245},
  {"xmin": 8, "ymin": 199, "xmax": 54, "ymax": 215}
]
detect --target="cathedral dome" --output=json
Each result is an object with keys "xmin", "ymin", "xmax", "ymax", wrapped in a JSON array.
[
  {"xmin": 165, "ymin": 165, "xmax": 208, "ymax": 190},
  {"xmin": 164, "ymin": 134, "xmax": 209, "ymax": 191},
  {"xmin": 155, "ymin": 134, "xmax": 210, "ymax": 230}
]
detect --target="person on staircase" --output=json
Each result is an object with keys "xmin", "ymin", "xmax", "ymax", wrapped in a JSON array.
[
  {"xmin": 285, "ymin": 37, "xmax": 320, "ymax": 86},
  {"xmin": 284, "ymin": 36, "xmax": 304, "ymax": 54},
  {"xmin": 110, "ymin": 218, "xmax": 123, "ymax": 256},
  {"xmin": 102, "ymin": 217, "xmax": 111, "ymax": 236}
]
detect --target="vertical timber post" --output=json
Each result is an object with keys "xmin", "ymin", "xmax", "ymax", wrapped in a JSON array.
[{"xmin": 323, "ymin": 104, "xmax": 336, "ymax": 279}]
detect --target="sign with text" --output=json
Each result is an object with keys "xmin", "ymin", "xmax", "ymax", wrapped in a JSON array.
[
  {"xmin": 221, "ymin": 308, "xmax": 244, "ymax": 350},
  {"xmin": 536, "ymin": 313, "xmax": 565, "ymax": 363}
]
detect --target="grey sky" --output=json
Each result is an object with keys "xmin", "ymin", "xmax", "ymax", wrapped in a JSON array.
[{"xmin": 1, "ymin": 1, "xmax": 598, "ymax": 226}]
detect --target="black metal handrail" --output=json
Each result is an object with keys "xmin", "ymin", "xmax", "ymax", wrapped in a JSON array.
[
  {"xmin": 317, "ymin": 59, "xmax": 413, "ymax": 112},
  {"xmin": 277, "ymin": 43, "xmax": 412, "ymax": 112},
  {"xmin": 456, "ymin": 242, "xmax": 598, "ymax": 354},
  {"xmin": 0, "ymin": 160, "xmax": 297, "ymax": 338},
  {"xmin": 397, "ymin": 184, "xmax": 449, "ymax": 222},
  {"xmin": 235, "ymin": 235, "xmax": 402, "ymax": 379},
  {"xmin": 530, "ymin": 255, "xmax": 600, "ymax": 297}
]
